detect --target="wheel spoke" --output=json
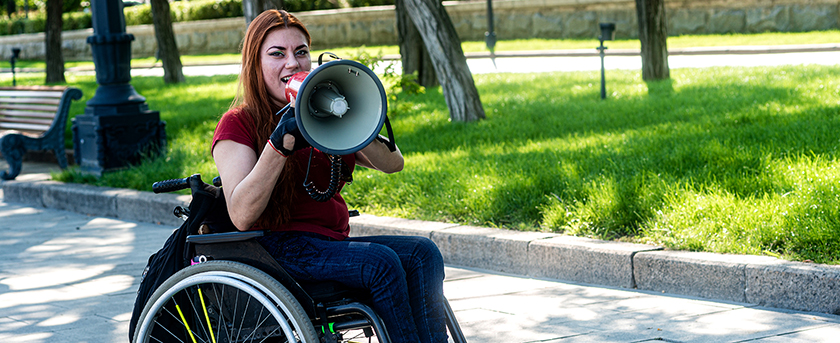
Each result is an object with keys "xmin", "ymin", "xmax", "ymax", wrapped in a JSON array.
[
  {"xmin": 198, "ymin": 288, "xmax": 217, "ymax": 343},
  {"xmin": 186, "ymin": 286, "xmax": 210, "ymax": 343}
]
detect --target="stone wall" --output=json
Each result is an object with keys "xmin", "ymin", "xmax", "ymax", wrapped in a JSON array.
[{"xmin": 1, "ymin": 0, "xmax": 838, "ymax": 61}]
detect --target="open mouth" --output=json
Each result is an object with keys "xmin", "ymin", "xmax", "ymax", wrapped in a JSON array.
[{"xmin": 281, "ymin": 75, "xmax": 292, "ymax": 84}]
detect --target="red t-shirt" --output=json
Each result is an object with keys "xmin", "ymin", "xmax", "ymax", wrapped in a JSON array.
[{"xmin": 211, "ymin": 108, "xmax": 355, "ymax": 240}]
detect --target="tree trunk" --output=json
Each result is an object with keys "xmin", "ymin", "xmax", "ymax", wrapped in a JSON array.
[
  {"xmin": 150, "ymin": 0, "xmax": 185, "ymax": 84},
  {"xmin": 395, "ymin": 0, "xmax": 437, "ymax": 88},
  {"xmin": 244, "ymin": 0, "xmax": 282, "ymax": 26},
  {"xmin": 243, "ymin": 0, "xmax": 260, "ymax": 26},
  {"xmin": 266, "ymin": 0, "xmax": 283, "ymax": 11},
  {"xmin": 45, "ymin": 0, "xmax": 65, "ymax": 83},
  {"xmin": 635, "ymin": 0, "xmax": 669, "ymax": 81},
  {"xmin": 401, "ymin": 0, "xmax": 485, "ymax": 122},
  {"xmin": 4, "ymin": 0, "xmax": 15, "ymax": 19}
]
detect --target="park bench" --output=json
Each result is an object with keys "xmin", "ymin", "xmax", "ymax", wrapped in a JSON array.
[{"xmin": 0, "ymin": 86, "xmax": 83, "ymax": 180}]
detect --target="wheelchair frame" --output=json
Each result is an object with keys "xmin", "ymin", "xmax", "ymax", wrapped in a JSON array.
[{"xmin": 133, "ymin": 174, "xmax": 468, "ymax": 343}]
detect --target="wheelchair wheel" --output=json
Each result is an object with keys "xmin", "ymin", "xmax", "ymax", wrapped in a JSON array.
[{"xmin": 133, "ymin": 261, "xmax": 319, "ymax": 343}]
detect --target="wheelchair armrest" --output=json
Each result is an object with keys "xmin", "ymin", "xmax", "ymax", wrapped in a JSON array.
[{"xmin": 186, "ymin": 230, "xmax": 265, "ymax": 245}]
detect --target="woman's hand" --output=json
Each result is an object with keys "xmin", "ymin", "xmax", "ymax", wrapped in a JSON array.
[{"xmin": 268, "ymin": 107, "xmax": 309, "ymax": 156}]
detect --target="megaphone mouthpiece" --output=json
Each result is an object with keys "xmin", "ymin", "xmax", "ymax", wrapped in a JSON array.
[{"xmin": 310, "ymin": 82, "xmax": 349, "ymax": 118}]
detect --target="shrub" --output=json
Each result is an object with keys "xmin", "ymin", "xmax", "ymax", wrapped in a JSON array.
[
  {"xmin": 1, "ymin": 0, "xmax": 248, "ymax": 36},
  {"xmin": 63, "ymin": 12, "xmax": 91, "ymax": 30},
  {"xmin": 0, "ymin": 13, "xmax": 46, "ymax": 35},
  {"xmin": 347, "ymin": 0, "xmax": 394, "ymax": 7},
  {"xmin": 0, "ymin": 0, "xmax": 375, "ymax": 36},
  {"xmin": 282, "ymin": 0, "xmax": 338, "ymax": 12},
  {"xmin": 124, "ymin": 4, "xmax": 153, "ymax": 26},
  {"xmin": 32, "ymin": 0, "xmax": 82, "ymax": 13}
]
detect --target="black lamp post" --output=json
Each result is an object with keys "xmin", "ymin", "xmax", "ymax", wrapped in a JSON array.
[
  {"xmin": 485, "ymin": 0, "xmax": 496, "ymax": 67},
  {"xmin": 72, "ymin": 0, "xmax": 166, "ymax": 176},
  {"xmin": 597, "ymin": 23, "xmax": 616, "ymax": 100},
  {"xmin": 10, "ymin": 48, "xmax": 20, "ymax": 86}
]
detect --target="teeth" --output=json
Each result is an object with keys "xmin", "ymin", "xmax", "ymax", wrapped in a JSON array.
[{"xmin": 281, "ymin": 76, "xmax": 290, "ymax": 83}]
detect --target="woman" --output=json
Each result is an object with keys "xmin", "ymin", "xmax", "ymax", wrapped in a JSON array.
[{"xmin": 211, "ymin": 9, "xmax": 448, "ymax": 343}]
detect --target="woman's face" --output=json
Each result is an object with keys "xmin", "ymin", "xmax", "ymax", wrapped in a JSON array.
[{"xmin": 260, "ymin": 27, "xmax": 311, "ymax": 107}]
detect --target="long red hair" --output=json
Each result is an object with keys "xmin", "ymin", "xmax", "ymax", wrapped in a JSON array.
[{"xmin": 231, "ymin": 10, "xmax": 312, "ymax": 229}]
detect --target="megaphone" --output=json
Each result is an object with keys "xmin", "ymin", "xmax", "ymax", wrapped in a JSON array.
[
  {"xmin": 279, "ymin": 55, "xmax": 396, "ymax": 202},
  {"xmin": 283, "ymin": 58, "xmax": 392, "ymax": 155}
]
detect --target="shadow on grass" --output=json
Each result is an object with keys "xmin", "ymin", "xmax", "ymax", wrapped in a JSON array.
[{"xmin": 646, "ymin": 78, "xmax": 674, "ymax": 97}]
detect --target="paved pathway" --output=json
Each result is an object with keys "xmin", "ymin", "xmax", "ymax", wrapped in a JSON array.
[
  {"xmin": 120, "ymin": 47, "xmax": 840, "ymax": 78},
  {"xmin": 1, "ymin": 192, "xmax": 840, "ymax": 342}
]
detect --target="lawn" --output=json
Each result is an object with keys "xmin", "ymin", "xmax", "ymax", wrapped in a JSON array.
[{"xmin": 1, "ymin": 33, "xmax": 839, "ymax": 264}]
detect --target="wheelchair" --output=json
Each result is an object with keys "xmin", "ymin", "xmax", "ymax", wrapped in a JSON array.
[{"xmin": 132, "ymin": 174, "xmax": 468, "ymax": 343}]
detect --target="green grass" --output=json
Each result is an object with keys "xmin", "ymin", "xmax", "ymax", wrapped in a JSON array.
[
  {"xmin": 353, "ymin": 65, "xmax": 840, "ymax": 264},
  {"xmin": 2, "ymin": 31, "xmax": 840, "ymax": 264}
]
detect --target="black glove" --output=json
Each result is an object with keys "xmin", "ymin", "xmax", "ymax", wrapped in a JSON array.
[{"xmin": 268, "ymin": 106, "xmax": 309, "ymax": 157}]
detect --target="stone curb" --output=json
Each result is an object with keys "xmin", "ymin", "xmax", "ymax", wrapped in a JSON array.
[
  {"xmin": 3, "ymin": 179, "xmax": 840, "ymax": 315},
  {"xmin": 2, "ymin": 179, "xmax": 190, "ymax": 227}
]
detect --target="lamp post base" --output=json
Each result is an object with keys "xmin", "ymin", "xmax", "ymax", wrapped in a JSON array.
[{"xmin": 72, "ymin": 110, "xmax": 166, "ymax": 176}]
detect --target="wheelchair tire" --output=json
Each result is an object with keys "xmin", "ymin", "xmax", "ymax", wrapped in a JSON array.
[{"xmin": 133, "ymin": 260, "xmax": 319, "ymax": 343}]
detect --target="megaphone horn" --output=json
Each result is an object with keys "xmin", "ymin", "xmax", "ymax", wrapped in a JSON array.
[
  {"xmin": 282, "ymin": 56, "xmax": 397, "ymax": 202},
  {"xmin": 283, "ymin": 59, "xmax": 391, "ymax": 156}
]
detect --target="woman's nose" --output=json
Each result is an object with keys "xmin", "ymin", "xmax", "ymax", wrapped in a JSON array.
[{"xmin": 286, "ymin": 57, "xmax": 299, "ymax": 69}]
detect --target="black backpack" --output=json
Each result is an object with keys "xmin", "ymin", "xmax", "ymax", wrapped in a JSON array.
[{"xmin": 128, "ymin": 178, "xmax": 232, "ymax": 342}]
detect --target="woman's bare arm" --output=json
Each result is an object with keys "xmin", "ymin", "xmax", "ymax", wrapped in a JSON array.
[
  {"xmin": 213, "ymin": 140, "xmax": 288, "ymax": 231},
  {"xmin": 355, "ymin": 136, "xmax": 404, "ymax": 174}
]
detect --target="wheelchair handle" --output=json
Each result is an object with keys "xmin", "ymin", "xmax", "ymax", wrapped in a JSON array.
[
  {"xmin": 152, "ymin": 177, "xmax": 190, "ymax": 193},
  {"xmin": 152, "ymin": 174, "xmax": 211, "ymax": 194}
]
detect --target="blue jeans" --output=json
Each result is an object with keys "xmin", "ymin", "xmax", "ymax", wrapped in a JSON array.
[{"xmin": 257, "ymin": 231, "xmax": 448, "ymax": 343}]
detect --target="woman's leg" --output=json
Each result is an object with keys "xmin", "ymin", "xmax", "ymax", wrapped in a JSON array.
[
  {"xmin": 257, "ymin": 232, "xmax": 421, "ymax": 343},
  {"xmin": 347, "ymin": 235, "xmax": 448, "ymax": 343}
]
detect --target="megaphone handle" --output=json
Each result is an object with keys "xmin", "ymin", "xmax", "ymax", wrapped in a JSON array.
[
  {"xmin": 379, "ymin": 115, "xmax": 397, "ymax": 152},
  {"xmin": 318, "ymin": 52, "xmax": 341, "ymax": 66}
]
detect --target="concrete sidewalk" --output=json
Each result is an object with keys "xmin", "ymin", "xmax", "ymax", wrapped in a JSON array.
[{"xmin": 3, "ymin": 185, "xmax": 840, "ymax": 342}]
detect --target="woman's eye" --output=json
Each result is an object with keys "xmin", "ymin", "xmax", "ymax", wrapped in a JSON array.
[
  {"xmin": 269, "ymin": 51, "xmax": 284, "ymax": 57},
  {"xmin": 296, "ymin": 50, "xmax": 309, "ymax": 57}
]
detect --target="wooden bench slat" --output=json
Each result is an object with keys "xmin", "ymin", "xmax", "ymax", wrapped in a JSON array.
[
  {"xmin": 0, "ymin": 90, "xmax": 65, "ymax": 98},
  {"xmin": 0, "ymin": 86, "xmax": 68, "ymax": 91},
  {"xmin": 2, "ymin": 117, "xmax": 54, "ymax": 125},
  {"xmin": 0, "ymin": 104, "xmax": 61, "ymax": 112},
  {"xmin": 0, "ymin": 110, "xmax": 57, "ymax": 119},
  {"xmin": 0, "ymin": 122, "xmax": 51, "ymax": 132},
  {"xmin": 0, "ymin": 97, "xmax": 62, "ymax": 106}
]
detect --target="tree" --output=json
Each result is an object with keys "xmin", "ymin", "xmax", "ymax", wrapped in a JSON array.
[
  {"xmin": 395, "ymin": 0, "xmax": 437, "ymax": 88},
  {"xmin": 2, "ymin": 0, "xmax": 15, "ymax": 19},
  {"xmin": 45, "ymin": 0, "xmax": 65, "ymax": 83},
  {"xmin": 635, "ymin": 0, "xmax": 670, "ymax": 81},
  {"xmin": 150, "ymin": 0, "xmax": 185, "ymax": 83},
  {"xmin": 244, "ymin": 0, "xmax": 284, "ymax": 26},
  {"xmin": 399, "ymin": 0, "xmax": 485, "ymax": 122}
]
